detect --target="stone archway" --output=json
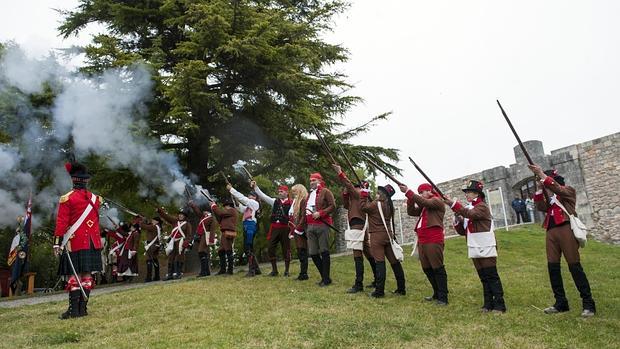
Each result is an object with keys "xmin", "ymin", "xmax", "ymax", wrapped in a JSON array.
[{"xmin": 512, "ymin": 176, "xmax": 539, "ymax": 223}]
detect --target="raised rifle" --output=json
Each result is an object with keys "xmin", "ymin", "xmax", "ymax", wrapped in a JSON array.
[
  {"xmin": 337, "ymin": 144, "xmax": 363, "ymax": 186},
  {"xmin": 103, "ymin": 197, "xmax": 140, "ymax": 217},
  {"xmin": 496, "ymin": 100, "xmax": 550, "ymax": 201},
  {"xmin": 362, "ymin": 154, "xmax": 404, "ymax": 186},
  {"xmin": 311, "ymin": 126, "xmax": 339, "ymax": 165},
  {"xmin": 408, "ymin": 156, "xmax": 446, "ymax": 199}
]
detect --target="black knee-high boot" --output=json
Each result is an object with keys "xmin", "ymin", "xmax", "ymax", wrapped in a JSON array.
[
  {"xmin": 370, "ymin": 261, "xmax": 386, "ymax": 298},
  {"xmin": 80, "ymin": 289, "xmax": 91, "ymax": 316},
  {"xmin": 320, "ymin": 251, "xmax": 332, "ymax": 286},
  {"xmin": 546, "ymin": 262, "xmax": 569, "ymax": 313},
  {"xmin": 433, "ymin": 266, "xmax": 449, "ymax": 305},
  {"xmin": 569, "ymin": 262, "xmax": 596, "ymax": 314},
  {"xmin": 226, "ymin": 251, "xmax": 234, "ymax": 275},
  {"xmin": 484, "ymin": 267, "xmax": 506, "ymax": 312},
  {"xmin": 59, "ymin": 290, "xmax": 81, "ymax": 319},
  {"xmin": 476, "ymin": 268, "xmax": 493, "ymax": 311},
  {"xmin": 153, "ymin": 258, "xmax": 160, "ymax": 281},
  {"xmin": 310, "ymin": 253, "xmax": 323, "ymax": 280},
  {"xmin": 216, "ymin": 251, "xmax": 227, "ymax": 275},
  {"xmin": 422, "ymin": 268, "xmax": 438, "ymax": 301},
  {"xmin": 347, "ymin": 256, "xmax": 364, "ymax": 293},
  {"xmin": 164, "ymin": 262, "xmax": 174, "ymax": 281},
  {"xmin": 391, "ymin": 262, "xmax": 406, "ymax": 295},
  {"xmin": 198, "ymin": 252, "xmax": 208, "ymax": 277},
  {"xmin": 145, "ymin": 260, "xmax": 153, "ymax": 282},
  {"xmin": 366, "ymin": 257, "xmax": 377, "ymax": 288},
  {"xmin": 297, "ymin": 249, "xmax": 309, "ymax": 280}
]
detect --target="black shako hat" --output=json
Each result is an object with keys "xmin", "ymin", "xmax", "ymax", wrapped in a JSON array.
[
  {"xmin": 544, "ymin": 169, "xmax": 565, "ymax": 186},
  {"xmin": 378, "ymin": 184, "xmax": 396, "ymax": 198},
  {"xmin": 462, "ymin": 180, "xmax": 485, "ymax": 197}
]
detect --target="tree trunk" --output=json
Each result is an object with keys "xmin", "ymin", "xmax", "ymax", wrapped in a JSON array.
[{"xmin": 187, "ymin": 125, "xmax": 211, "ymax": 185}]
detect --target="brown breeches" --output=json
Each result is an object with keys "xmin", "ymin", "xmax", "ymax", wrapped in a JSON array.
[
  {"xmin": 294, "ymin": 234, "xmax": 307, "ymax": 250},
  {"xmin": 418, "ymin": 243, "xmax": 444, "ymax": 269},
  {"xmin": 369, "ymin": 231, "xmax": 397, "ymax": 264},
  {"xmin": 268, "ymin": 227, "xmax": 291, "ymax": 262},
  {"xmin": 218, "ymin": 232, "xmax": 235, "ymax": 252},
  {"xmin": 472, "ymin": 257, "xmax": 497, "ymax": 270},
  {"xmin": 546, "ymin": 224, "xmax": 580, "ymax": 264}
]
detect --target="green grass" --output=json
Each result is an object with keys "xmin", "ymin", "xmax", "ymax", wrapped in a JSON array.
[{"xmin": 1, "ymin": 225, "xmax": 618, "ymax": 349}]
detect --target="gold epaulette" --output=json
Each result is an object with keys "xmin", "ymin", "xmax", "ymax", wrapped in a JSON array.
[{"xmin": 59, "ymin": 190, "xmax": 74, "ymax": 203}]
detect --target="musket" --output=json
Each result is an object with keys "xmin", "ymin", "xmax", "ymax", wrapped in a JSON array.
[
  {"xmin": 362, "ymin": 154, "xmax": 404, "ymax": 186},
  {"xmin": 311, "ymin": 126, "xmax": 339, "ymax": 165},
  {"xmin": 407, "ymin": 156, "xmax": 446, "ymax": 199},
  {"xmin": 305, "ymin": 209, "xmax": 342, "ymax": 234},
  {"xmin": 199, "ymin": 189, "xmax": 215, "ymax": 203},
  {"xmin": 103, "ymin": 198, "xmax": 140, "ymax": 217},
  {"xmin": 337, "ymin": 144, "xmax": 363, "ymax": 186},
  {"xmin": 235, "ymin": 164, "xmax": 254, "ymax": 182},
  {"xmin": 219, "ymin": 171, "xmax": 232, "ymax": 186},
  {"xmin": 106, "ymin": 216, "xmax": 119, "ymax": 229},
  {"xmin": 496, "ymin": 100, "xmax": 550, "ymax": 201}
]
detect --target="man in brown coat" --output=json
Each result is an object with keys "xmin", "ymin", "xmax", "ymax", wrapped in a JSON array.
[
  {"xmin": 157, "ymin": 207, "xmax": 194, "ymax": 280},
  {"xmin": 139, "ymin": 216, "xmax": 163, "ymax": 282},
  {"xmin": 528, "ymin": 165, "xmax": 596, "ymax": 317},
  {"xmin": 332, "ymin": 164, "xmax": 377, "ymax": 293},
  {"xmin": 211, "ymin": 199, "xmax": 239, "ymax": 275},
  {"xmin": 190, "ymin": 202, "xmax": 217, "ymax": 277},
  {"xmin": 399, "ymin": 183, "xmax": 447, "ymax": 303},
  {"xmin": 305, "ymin": 172, "xmax": 336, "ymax": 286}
]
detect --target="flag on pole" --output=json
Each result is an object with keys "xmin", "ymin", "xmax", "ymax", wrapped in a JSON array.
[{"xmin": 8, "ymin": 195, "xmax": 32, "ymax": 292}]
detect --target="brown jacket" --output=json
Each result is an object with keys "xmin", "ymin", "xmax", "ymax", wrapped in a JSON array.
[
  {"xmin": 211, "ymin": 204, "xmax": 238, "ymax": 232},
  {"xmin": 452, "ymin": 199, "xmax": 492, "ymax": 235},
  {"xmin": 360, "ymin": 195, "xmax": 393, "ymax": 236},
  {"xmin": 338, "ymin": 172, "xmax": 365, "ymax": 227},
  {"xmin": 306, "ymin": 186, "xmax": 336, "ymax": 225},
  {"xmin": 139, "ymin": 222, "xmax": 160, "ymax": 242},
  {"xmin": 405, "ymin": 190, "xmax": 445, "ymax": 228},
  {"xmin": 534, "ymin": 176, "xmax": 576, "ymax": 229},
  {"xmin": 159, "ymin": 210, "xmax": 194, "ymax": 240}
]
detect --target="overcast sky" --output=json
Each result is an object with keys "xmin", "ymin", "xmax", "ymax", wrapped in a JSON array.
[{"xmin": 1, "ymin": 0, "xmax": 619, "ymax": 193}]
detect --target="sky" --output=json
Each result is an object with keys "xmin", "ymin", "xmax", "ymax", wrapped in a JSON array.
[{"xmin": 1, "ymin": 0, "xmax": 619, "ymax": 195}]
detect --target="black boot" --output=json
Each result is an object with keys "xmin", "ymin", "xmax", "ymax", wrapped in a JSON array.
[
  {"xmin": 391, "ymin": 262, "xmax": 406, "ymax": 295},
  {"xmin": 269, "ymin": 259, "xmax": 279, "ymax": 276},
  {"xmin": 163, "ymin": 262, "xmax": 175, "ymax": 281},
  {"xmin": 320, "ymin": 251, "xmax": 332, "ymax": 286},
  {"xmin": 145, "ymin": 260, "xmax": 153, "ymax": 283},
  {"xmin": 204, "ymin": 254, "xmax": 211, "ymax": 276},
  {"xmin": 347, "ymin": 256, "xmax": 364, "ymax": 293},
  {"xmin": 485, "ymin": 267, "xmax": 506, "ymax": 313},
  {"xmin": 433, "ymin": 266, "xmax": 449, "ymax": 305},
  {"xmin": 226, "ymin": 251, "xmax": 234, "ymax": 275},
  {"xmin": 246, "ymin": 255, "xmax": 256, "ymax": 277},
  {"xmin": 79, "ymin": 289, "xmax": 91, "ymax": 316},
  {"xmin": 369, "ymin": 261, "xmax": 385, "ymax": 298},
  {"xmin": 569, "ymin": 262, "xmax": 596, "ymax": 317},
  {"xmin": 175, "ymin": 261, "xmax": 184, "ymax": 279},
  {"xmin": 284, "ymin": 258, "xmax": 290, "ymax": 277},
  {"xmin": 297, "ymin": 249, "xmax": 309, "ymax": 280},
  {"xmin": 59, "ymin": 290, "xmax": 81, "ymax": 319},
  {"xmin": 153, "ymin": 259, "xmax": 161, "ymax": 281},
  {"xmin": 545, "ymin": 262, "xmax": 569, "ymax": 313},
  {"xmin": 366, "ymin": 257, "xmax": 377, "ymax": 288},
  {"xmin": 215, "ymin": 251, "xmax": 227, "ymax": 275},
  {"xmin": 198, "ymin": 252, "xmax": 208, "ymax": 277},
  {"xmin": 254, "ymin": 255, "xmax": 262, "ymax": 275},
  {"xmin": 422, "ymin": 268, "xmax": 438, "ymax": 301},
  {"xmin": 477, "ymin": 268, "xmax": 493, "ymax": 312},
  {"xmin": 310, "ymin": 254, "xmax": 323, "ymax": 282}
]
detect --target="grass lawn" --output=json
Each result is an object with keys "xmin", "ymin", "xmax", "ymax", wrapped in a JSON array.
[{"xmin": 1, "ymin": 224, "xmax": 618, "ymax": 348}]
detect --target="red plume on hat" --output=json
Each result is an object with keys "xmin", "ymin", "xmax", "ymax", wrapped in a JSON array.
[{"xmin": 64, "ymin": 161, "xmax": 91, "ymax": 181}]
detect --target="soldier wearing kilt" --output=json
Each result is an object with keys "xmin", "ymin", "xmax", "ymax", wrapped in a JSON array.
[
  {"xmin": 190, "ymin": 202, "xmax": 217, "ymax": 277},
  {"xmin": 528, "ymin": 165, "xmax": 596, "ymax": 317},
  {"xmin": 399, "ymin": 183, "xmax": 448, "ymax": 305},
  {"xmin": 252, "ymin": 181, "xmax": 293, "ymax": 277},
  {"xmin": 140, "ymin": 217, "xmax": 163, "ymax": 282},
  {"xmin": 444, "ymin": 180, "xmax": 506, "ymax": 313},
  {"xmin": 158, "ymin": 207, "xmax": 194, "ymax": 280},
  {"xmin": 53, "ymin": 161, "xmax": 103, "ymax": 319}
]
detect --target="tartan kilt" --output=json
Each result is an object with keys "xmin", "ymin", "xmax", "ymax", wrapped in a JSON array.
[{"xmin": 58, "ymin": 245, "xmax": 103, "ymax": 275}]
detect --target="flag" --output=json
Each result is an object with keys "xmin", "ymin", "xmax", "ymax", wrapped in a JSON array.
[{"xmin": 8, "ymin": 195, "xmax": 32, "ymax": 291}]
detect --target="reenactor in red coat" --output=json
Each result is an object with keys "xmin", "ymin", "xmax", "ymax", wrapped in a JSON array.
[
  {"xmin": 117, "ymin": 222, "xmax": 140, "ymax": 280},
  {"xmin": 528, "ymin": 165, "xmax": 596, "ymax": 317},
  {"xmin": 158, "ymin": 207, "xmax": 194, "ymax": 280},
  {"xmin": 190, "ymin": 202, "xmax": 218, "ymax": 277},
  {"xmin": 53, "ymin": 161, "xmax": 103, "ymax": 319}
]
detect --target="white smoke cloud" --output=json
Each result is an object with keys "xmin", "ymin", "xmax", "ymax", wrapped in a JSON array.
[{"xmin": 0, "ymin": 44, "xmax": 193, "ymax": 228}]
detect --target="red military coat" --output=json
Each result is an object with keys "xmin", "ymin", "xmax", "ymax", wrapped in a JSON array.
[{"xmin": 54, "ymin": 189, "xmax": 103, "ymax": 252}]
